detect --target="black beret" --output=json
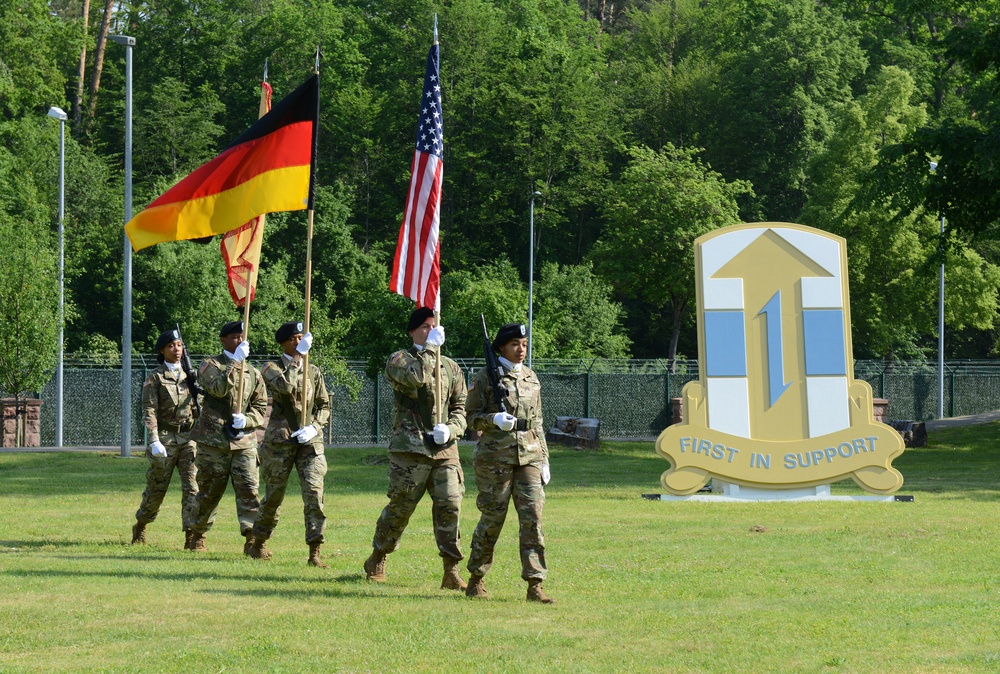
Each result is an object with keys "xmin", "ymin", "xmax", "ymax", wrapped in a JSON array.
[
  {"xmin": 219, "ymin": 320, "xmax": 244, "ymax": 337},
  {"xmin": 492, "ymin": 322, "xmax": 527, "ymax": 351},
  {"xmin": 275, "ymin": 321, "xmax": 304, "ymax": 343},
  {"xmin": 155, "ymin": 328, "xmax": 181, "ymax": 352},
  {"xmin": 407, "ymin": 307, "xmax": 435, "ymax": 332}
]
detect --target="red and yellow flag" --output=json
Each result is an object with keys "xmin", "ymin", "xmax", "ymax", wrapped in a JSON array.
[
  {"xmin": 220, "ymin": 81, "xmax": 272, "ymax": 306},
  {"xmin": 126, "ymin": 75, "xmax": 319, "ymax": 251}
]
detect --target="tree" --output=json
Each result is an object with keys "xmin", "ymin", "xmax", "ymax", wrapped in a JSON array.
[
  {"xmin": 610, "ymin": 0, "xmax": 865, "ymax": 221},
  {"xmin": 0, "ymin": 0, "xmax": 75, "ymax": 119},
  {"xmin": 0, "ymin": 200, "xmax": 60, "ymax": 446},
  {"xmin": 533, "ymin": 261, "xmax": 631, "ymax": 358},
  {"xmin": 804, "ymin": 66, "xmax": 1000, "ymax": 358},
  {"xmin": 134, "ymin": 77, "xmax": 225, "ymax": 182},
  {"xmin": 593, "ymin": 144, "xmax": 751, "ymax": 361},
  {"xmin": 440, "ymin": 258, "xmax": 531, "ymax": 359}
]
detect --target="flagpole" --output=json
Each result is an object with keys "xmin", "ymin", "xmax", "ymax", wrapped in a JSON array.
[
  {"xmin": 235, "ymin": 67, "xmax": 270, "ymax": 415},
  {"xmin": 433, "ymin": 17, "xmax": 444, "ymax": 428},
  {"xmin": 301, "ymin": 48, "xmax": 320, "ymax": 428}
]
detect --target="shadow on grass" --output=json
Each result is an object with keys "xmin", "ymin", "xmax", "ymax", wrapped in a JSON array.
[
  {"xmin": 1, "ymin": 566, "xmax": 347, "ymax": 586},
  {"xmin": 0, "ymin": 567, "xmax": 483, "ymax": 602}
]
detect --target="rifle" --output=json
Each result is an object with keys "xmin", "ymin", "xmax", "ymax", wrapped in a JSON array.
[
  {"xmin": 175, "ymin": 323, "xmax": 203, "ymax": 417},
  {"xmin": 480, "ymin": 314, "xmax": 509, "ymax": 415}
]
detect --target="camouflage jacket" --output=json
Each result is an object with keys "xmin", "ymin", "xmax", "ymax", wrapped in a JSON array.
[
  {"xmin": 466, "ymin": 363, "xmax": 548, "ymax": 466},
  {"xmin": 261, "ymin": 356, "xmax": 331, "ymax": 453},
  {"xmin": 141, "ymin": 364, "xmax": 197, "ymax": 443},
  {"xmin": 189, "ymin": 353, "xmax": 267, "ymax": 450},
  {"xmin": 385, "ymin": 343, "xmax": 467, "ymax": 459}
]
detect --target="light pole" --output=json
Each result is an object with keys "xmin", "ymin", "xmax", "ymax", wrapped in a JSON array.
[
  {"xmin": 47, "ymin": 106, "xmax": 67, "ymax": 447},
  {"xmin": 930, "ymin": 161, "xmax": 945, "ymax": 418},
  {"xmin": 110, "ymin": 34, "xmax": 135, "ymax": 457},
  {"xmin": 528, "ymin": 191, "xmax": 542, "ymax": 368}
]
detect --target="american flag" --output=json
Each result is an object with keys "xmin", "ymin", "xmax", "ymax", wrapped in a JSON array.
[{"xmin": 390, "ymin": 38, "xmax": 443, "ymax": 311}]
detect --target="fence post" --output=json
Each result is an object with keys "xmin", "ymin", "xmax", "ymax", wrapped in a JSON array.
[
  {"xmin": 585, "ymin": 360, "xmax": 593, "ymax": 418},
  {"xmin": 374, "ymin": 374, "xmax": 380, "ymax": 445},
  {"xmin": 949, "ymin": 367, "xmax": 955, "ymax": 417}
]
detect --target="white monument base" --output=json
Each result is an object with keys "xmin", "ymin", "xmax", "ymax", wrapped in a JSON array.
[{"xmin": 652, "ymin": 480, "xmax": 895, "ymax": 502}]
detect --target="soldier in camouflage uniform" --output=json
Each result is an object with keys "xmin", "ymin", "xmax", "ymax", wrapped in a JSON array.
[
  {"xmin": 185, "ymin": 320, "xmax": 266, "ymax": 554},
  {"xmin": 248, "ymin": 321, "xmax": 332, "ymax": 567},
  {"xmin": 364, "ymin": 307, "xmax": 469, "ymax": 591},
  {"xmin": 131, "ymin": 328, "xmax": 199, "ymax": 548},
  {"xmin": 464, "ymin": 322, "xmax": 555, "ymax": 604}
]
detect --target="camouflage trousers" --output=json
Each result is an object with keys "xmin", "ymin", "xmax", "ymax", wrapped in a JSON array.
[
  {"xmin": 135, "ymin": 434, "xmax": 197, "ymax": 530},
  {"xmin": 186, "ymin": 444, "xmax": 260, "ymax": 536},
  {"xmin": 252, "ymin": 441, "xmax": 328, "ymax": 544},
  {"xmin": 372, "ymin": 452, "xmax": 465, "ymax": 560},
  {"xmin": 467, "ymin": 461, "xmax": 547, "ymax": 581}
]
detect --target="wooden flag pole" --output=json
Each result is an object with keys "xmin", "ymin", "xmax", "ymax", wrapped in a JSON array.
[
  {"xmin": 300, "ymin": 47, "xmax": 320, "ymax": 429},
  {"xmin": 235, "ymin": 69, "xmax": 270, "ymax": 417},
  {"xmin": 300, "ymin": 208, "xmax": 314, "ymax": 428},
  {"xmin": 435, "ymin": 310, "xmax": 443, "ymax": 426},
  {"xmin": 235, "ymin": 267, "xmax": 253, "ymax": 414}
]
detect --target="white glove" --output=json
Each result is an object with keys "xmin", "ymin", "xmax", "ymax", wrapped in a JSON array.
[
  {"xmin": 150, "ymin": 441, "xmax": 167, "ymax": 458},
  {"xmin": 232, "ymin": 340, "xmax": 250, "ymax": 362},
  {"xmin": 292, "ymin": 425, "xmax": 318, "ymax": 444},
  {"xmin": 432, "ymin": 423, "xmax": 451, "ymax": 444},
  {"xmin": 492, "ymin": 412, "xmax": 517, "ymax": 431},
  {"xmin": 296, "ymin": 332, "xmax": 313, "ymax": 355},
  {"xmin": 231, "ymin": 413, "xmax": 247, "ymax": 430},
  {"xmin": 540, "ymin": 462, "xmax": 551, "ymax": 485},
  {"xmin": 426, "ymin": 326, "xmax": 445, "ymax": 347}
]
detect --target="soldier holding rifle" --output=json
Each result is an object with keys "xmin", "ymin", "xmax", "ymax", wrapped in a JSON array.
[
  {"xmin": 464, "ymin": 319, "xmax": 555, "ymax": 604},
  {"xmin": 363, "ymin": 307, "xmax": 469, "ymax": 591},
  {"xmin": 185, "ymin": 320, "xmax": 266, "ymax": 553},
  {"xmin": 131, "ymin": 327, "xmax": 200, "ymax": 548},
  {"xmin": 248, "ymin": 321, "xmax": 332, "ymax": 567}
]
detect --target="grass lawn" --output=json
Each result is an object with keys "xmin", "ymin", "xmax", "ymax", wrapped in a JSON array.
[{"xmin": 1, "ymin": 425, "xmax": 999, "ymax": 673}]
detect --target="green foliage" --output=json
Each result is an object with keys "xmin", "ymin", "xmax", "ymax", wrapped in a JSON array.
[
  {"xmin": 593, "ymin": 144, "xmax": 751, "ymax": 359},
  {"xmin": 0, "ymin": 209, "xmax": 61, "ymax": 399},
  {"xmin": 134, "ymin": 77, "xmax": 225, "ymax": 181},
  {"xmin": 4, "ymin": 0, "xmax": 1000, "ymax": 363},
  {"xmin": 612, "ymin": 0, "xmax": 865, "ymax": 221},
  {"xmin": 0, "ymin": 0, "xmax": 77, "ymax": 119},
  {"xmin": 533, "ymin": 261, "xmax": 631, "ymax": 358},
  {"xmin": 803, "ymin": 65, "xmax": 1000, "ymax": 358},
  {"xmin": 441, "ymin": 258, "xmax": 529, "ymax": 358}
]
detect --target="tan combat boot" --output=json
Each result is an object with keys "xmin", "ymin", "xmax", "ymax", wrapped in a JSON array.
[
  {"xmin": 188, "ymin": 533, "xmax": 207, "ymax": 552},
  {"xmin": 183, "ymin": 529, "xmax": 193, "ymax": 550},
  {"xmin": 526, "ymin": 579, "xmax": 555, "ymax": 604},
  {"xmin": 440, "ymin": 557, "xmax": 467, "ymax": 591},
  {"xmin": 130, "ymin": 522, "xmax": 146, "ymax": 545},
  {"xmin": 465, "ymin": 574, "xmax": 489, "ymax": 599},
  {"xmin": 248, "ymin": 536, "xmax": 272, "ymax": 560},
  {"xmin": 364, "ymin": 549, "xmax": 387, "ymax": 582},
  {"xmin": 307, "ymin": 542, "xmax": 328, "ymax": 568},
  {"xmin": 243, "ymin": 533, "xmax": 255, "ymax": 556}
]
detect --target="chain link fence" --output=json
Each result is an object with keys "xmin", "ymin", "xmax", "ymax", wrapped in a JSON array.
[{"xmin": 6, "ymin": 357, "xmax": 1000, "ymax": 446}]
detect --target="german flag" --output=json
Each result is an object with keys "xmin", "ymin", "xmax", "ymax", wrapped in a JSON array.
[{"xmin": 126, "ymin": 74, "xmax": 319, "ymax": 251}]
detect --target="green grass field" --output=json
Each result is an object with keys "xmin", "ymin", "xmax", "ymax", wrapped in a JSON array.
[{"xmin": 1, "ymin": 426, "xmax": 999, "ymax": 673}]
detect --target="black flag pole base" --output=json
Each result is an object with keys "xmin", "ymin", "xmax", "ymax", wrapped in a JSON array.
[{"xmin": 223, "ymin": 421, "xmax": 246, "ymax": 441}]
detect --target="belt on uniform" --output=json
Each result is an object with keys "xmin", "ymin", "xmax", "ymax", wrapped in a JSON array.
[
  {"xmin": 515, "ymin": 418, "xmax": 531, "ymax": 431},
  {"xmin": 160, "ymin": 420, "xmax": 194, "ymax": 433}
]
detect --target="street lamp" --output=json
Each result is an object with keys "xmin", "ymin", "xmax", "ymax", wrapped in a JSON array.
[
  {"xmin": 528, "ymin": 191, "xmax": 542, "ymax": 368},
  {"xmin": 930, "ymin": 161, "xmax": 945, "ymax": 419},
  {"xmin": 47, "ymin": 106, "xmax": 67, "ymax": 448},
  {"xmin": 110, "ymin": 34, "xmax": 135, "ymax": 457}
]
